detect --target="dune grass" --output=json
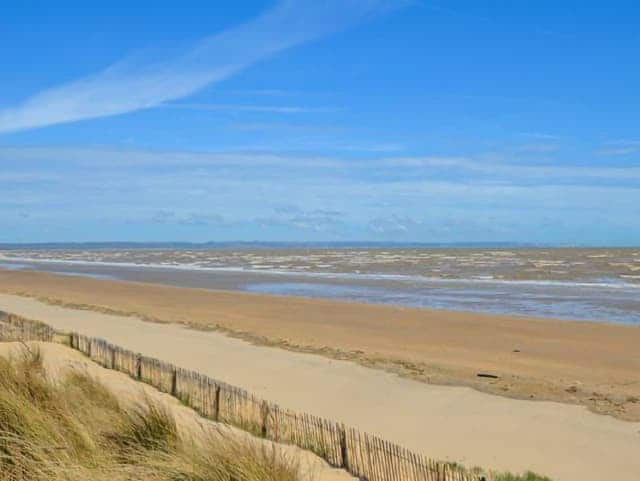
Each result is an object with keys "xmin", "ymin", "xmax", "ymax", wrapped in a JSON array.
[
  {"xmin": 0, "ymin": 345, "xmax": 301, "ymax": 481},
  {"xmin": 491, "ymin": 472, "xmax": 552, "ymax": 481},
  {"xmin": 459, "ymin": 465, "xmax": 552, "ymax": 481}
]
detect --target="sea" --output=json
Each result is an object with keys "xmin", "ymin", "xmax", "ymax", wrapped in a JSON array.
[{"xmin": 0, "ymin": 245, "xmax": 638, "ymax": 325}]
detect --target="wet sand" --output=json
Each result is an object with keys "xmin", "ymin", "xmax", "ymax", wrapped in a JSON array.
[
  {"xmin": 0, "ymin": 291, "xmax": 639, "ymax": 481},
  {"xmin": 2, "ymin": 250, "xmax": 640, "ymax": 323}
]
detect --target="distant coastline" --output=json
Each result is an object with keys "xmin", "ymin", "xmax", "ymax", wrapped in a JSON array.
[{"xmin": 2, "ymin": 241, "xmax": 637, "ymax": 250}]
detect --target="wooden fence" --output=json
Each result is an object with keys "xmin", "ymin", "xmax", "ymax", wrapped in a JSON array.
[
  {"xmin": 5, "ymin": 314, "xmax": 482, "ymax": 481},
  {"xmin": 0, "ymin": 311, "xmax": 55, "ymax": 342}
]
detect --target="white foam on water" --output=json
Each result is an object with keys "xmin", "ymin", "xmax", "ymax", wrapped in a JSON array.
[{"xmin": 2, "ymin": 253, "xmax": 639, "ymax": 291}]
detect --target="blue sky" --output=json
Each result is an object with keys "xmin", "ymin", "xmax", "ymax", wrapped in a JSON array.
[{"xmin": 1, "ymin": 1, "xmax": 639, "ymax": 245}]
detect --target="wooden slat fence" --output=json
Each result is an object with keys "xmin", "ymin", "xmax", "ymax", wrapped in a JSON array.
[
  {"xmin": 0, "ymin": 311, "xmax": 55, "ymax": 342},
  {"xmin": 6, "ymin": 315, "xmax": 482, "ymax": 481}
]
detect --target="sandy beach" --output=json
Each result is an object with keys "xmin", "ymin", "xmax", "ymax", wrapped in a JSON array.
[
  {"xmin": 1, "ymin": 269, "xmax": 639, "ymax": 423},
  {"xmin": 1, "ymin": 271, "xmax": 640, "ymax": 480}
]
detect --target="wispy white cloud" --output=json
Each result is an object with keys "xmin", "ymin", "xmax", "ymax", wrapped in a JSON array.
[
  {"xmin": 0, "ymin": 145, "xmax": 342, "ymax": 168},
  {"xmin": 3, "ymin": 145, "xmax": 640, "ymax": 186},
  {"xmin": 385, "ymin": 156, "xmax": 474, "ymax": 168},
  {"xmin": 0, "ymin": 0, "xmax": 396, "ymax": 134},
  {"xmin": 515, "ymin": 142, "xmax": 560, "ymax": 154},
  {"xmin": 229, "ymin": 121, "xmax": 344, "ymax": 133},
  {"xmin": 161, "ymin": 102, "xmax": 339, "ymax": 113},
  {"xmin": 151, "ymin": 209, "xmax": 225, "ymax": 226},
  {"xmin": 381, "ymin": 155, "xmax": 640, "ymax": 182},
  {"xmin": 221, "ymin": 88, "xmax": 305, "ymax": 96},
  {"xmin": 0, "ymin": 172, "xmax": 62, "ymax": 183},
  {"xmin": 368, "ymin": 214, "xmax": 422, "ymax": 234},
  {"xmin": 256, "ymin": 208, "xmax": 347, "ymax": 233},
  {"xmin": 517, "ymin": 132, "xmax": 562, "ymax": 140},
  {"xmin": 596, "ymin": 140, "xmax": 640, "ymax": 157}
]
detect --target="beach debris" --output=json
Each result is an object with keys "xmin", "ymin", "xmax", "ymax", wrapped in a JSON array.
[
  {"xmin": 512, "ymin": 349, "xmax": 520, "ymax": 352},
  {"xmin": 476, "ymin": 373, "xmax": 499, "ymax": 379}
]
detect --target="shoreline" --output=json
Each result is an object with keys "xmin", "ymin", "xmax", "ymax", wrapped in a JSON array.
[
  {"xmin": 3, "ymin": 253, "xmax": 640, "ymax": 290},
  {"xmin": 3, "ymin": 261, "xmax": 628, "ymax": 326},
  {"xmin": 1, "ymin": 256, "xmax": 638, "ymax": 325},
  {"xmin": 1, "ymin": 268, "xmax": 639, "ymax": 423}
]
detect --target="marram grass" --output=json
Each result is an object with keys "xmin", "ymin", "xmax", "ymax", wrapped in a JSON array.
[
  {"xmin": 491, "ymin": 472, "xmax": 552, "ymax": 481},
  {"xmin": 0, "ymin": 346, "xmax": 300, "ymax": 481}
]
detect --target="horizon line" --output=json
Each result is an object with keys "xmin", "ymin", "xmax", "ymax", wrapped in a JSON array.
[{"xmin": 0, "ymin": 241, "xmax": 637, "ymax": 249}]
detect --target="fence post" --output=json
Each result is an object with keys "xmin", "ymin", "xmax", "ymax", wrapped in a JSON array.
[
  {"xmin": 171, "ymin": 368, "xmax": 178, "ymax": 396},
  {"xmin": 339, "ymin": 424, "xmax": 349, "ymax": 470},
  {"xmin": 261, "ymin": 400, "xmax": 269, "ymax": 438},
  {"xmin": 87, "ymin": 339, "xmax": 92, "ymax": 358},
  {"xmin": 136, "ymin": 355, "xmax": 142, "ymax": 380},
  {"xmin": 214, "ymin": 384, "xmax": 221, "ymax": 421}
]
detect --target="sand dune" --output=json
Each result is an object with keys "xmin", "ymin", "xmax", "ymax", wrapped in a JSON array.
[{"xmin": 0, "ymin": 341, "xmax": 354, "ymax": 481}]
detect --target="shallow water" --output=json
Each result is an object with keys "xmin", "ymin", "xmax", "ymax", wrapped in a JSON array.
[{"xmin": 1, "ymin": 248, "xmax": 638, "ymax": 324}]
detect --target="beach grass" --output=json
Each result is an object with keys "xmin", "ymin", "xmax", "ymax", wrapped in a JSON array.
[
  {"xmin": 492, "ymin": 472, "xmax": 552, "ymax": 481},
  {"xmin": 460, "ymin": 464, "xmax": 552, "ymax": 481},
  {"xmin": 0, "ymin": 346, "xmax": 301, "ymax": 481}
]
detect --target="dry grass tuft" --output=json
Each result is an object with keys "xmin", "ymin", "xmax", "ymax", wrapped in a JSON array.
[{"xmin": 109, "ymin": 399, "xmax": 178, "ymax": 454}]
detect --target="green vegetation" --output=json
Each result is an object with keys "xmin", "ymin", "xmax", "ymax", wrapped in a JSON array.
[
  {"xmin": 492, "ymin": 472, "xmax": 552, "ymax": 481},
  {"xmin": 453, "ymin": 464, "xmax": 552, "ymax": 481},
  {"xmin": 0, "ymin": 346, "xmax": 300, "ymax": 481}
]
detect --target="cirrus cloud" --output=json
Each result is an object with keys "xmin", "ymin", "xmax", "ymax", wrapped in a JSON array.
[{"xmin": 0, "ymin": 0, "xmax": 398, "ymax": 134}]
